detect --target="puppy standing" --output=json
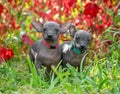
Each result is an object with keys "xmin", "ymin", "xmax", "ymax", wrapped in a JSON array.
[
  {"xmin": 29, "ymin": 20, "xmax": 71, "ymax": 75},
  {"xmin": 61, "ymin": 25, "xmax": 92, "ymax": 71}
]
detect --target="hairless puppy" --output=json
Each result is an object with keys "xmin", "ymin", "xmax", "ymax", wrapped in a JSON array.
[
  {"xmin": 60, "ymin": 25, "xmax": 92, "ymax": 71},
  {"xmin": 29, "ymin": 20, "xmax": 71, "ymax": 76}
]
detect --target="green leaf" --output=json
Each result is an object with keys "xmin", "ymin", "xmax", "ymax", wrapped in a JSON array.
[{"xmin": 113, "ymin": 10, "xmax": 120, "ymax": 26}]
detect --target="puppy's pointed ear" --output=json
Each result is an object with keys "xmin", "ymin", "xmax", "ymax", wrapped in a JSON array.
[
  {"xmin": 32, "ymin": 20, "xmax": 43, "ymax": 32},
  {"xmin": 69, "ymin": 25, "xmax": 77, "ymax": 38},
  {"xmin": 87, "ymin": 27, "xmax": 91, "ymax": 33},
  {"xmin": 87, "ymin": 28, "xmax": 92, "ymax": 41},
  {"xmin": 60, "ymin": 22, "xmax": 72, "ymax": 34}
]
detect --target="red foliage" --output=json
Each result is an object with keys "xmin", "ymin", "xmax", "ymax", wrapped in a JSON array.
[
  {"xmin": 61, "ymin": 0, "xmax": 77, "ymax": 16},
  {"xmin": 82, "ymin": 14, "xmax": 94, "ymax": 27},
  {"xmin": 95, "ymin": 24, "xmax": 104, "ymax": 35},
  {"xmin": 10, "ymin": 17, "xmax": 20, "ymax": 29},
  {"xmin": 22, "ymin": 34, "xmax": 34, "ymax": 46},
  {"xmin": 0, "ymin": 0, "xmax": 119, "ymax": 57},
  {"xmin": 0, "ymin": 23, "xmax": 6, "ymax": 35},
  {"xmin": 84, "ymin": 2, "xmax": 99, "ymax": 18},
  {"xmin": 7, "ymin": 0, "xmax": 12, "ymax": 3},
  {"xmin": 32, "ymin": 0, "xmax": 77, "ymax": 22},
  {"xmin": 102, "ymin": 0, "xmax": 113, "ymax": 8},
  {"xmin": 106, "ymin": 40, "xmax": 112, "ymax": 45},
  {"xmin": 0, "ymin": 47, "xmax": 14, "ymax": 63},
  {"xmin": 0, "ymin": 3, "xmax": 4, "ymax": 16}
]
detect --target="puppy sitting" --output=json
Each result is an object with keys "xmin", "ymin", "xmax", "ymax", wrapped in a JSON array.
[
  {"xmin": 61, "ymin": 25, "xmax": 92, "ymax": 71},
  {"xmin": 29, "ymin": 20, "xmax": 71, "ymax": 75}
]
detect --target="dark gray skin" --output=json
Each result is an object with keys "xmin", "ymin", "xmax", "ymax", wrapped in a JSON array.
[
  {"xmin": 60, "ymin": 25, "xmax": 92, "ymax": 71},
  {"xmin": 29, "ymin": 20, "xmax": 71, "ymax": 75}
]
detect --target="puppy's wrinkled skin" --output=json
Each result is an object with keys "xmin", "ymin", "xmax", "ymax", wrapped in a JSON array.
[
  {"xmin": 29, "ymin": 20, "xmax": 71, "ymax": 76},
  {"xmin": 60, "ymin": 25, "xmax": 92, "ymax": 71}
]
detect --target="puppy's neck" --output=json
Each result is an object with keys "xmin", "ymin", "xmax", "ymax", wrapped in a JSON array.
[
  {"xmin": 42, "ymin": 39, "xmax": 59, "ymax": 49},
  {"xmin": 71, "ymin": 42, "xmax": 85, "ymax": 54}
]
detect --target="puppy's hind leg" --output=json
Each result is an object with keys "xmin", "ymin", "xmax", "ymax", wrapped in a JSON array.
[
  {"xmin": 34, "ymin": 61, "xmax": 42, "ymax": 75},
  {"xmin": 61, "ymin": 61, "xmax": 67, "ymax": 72}
]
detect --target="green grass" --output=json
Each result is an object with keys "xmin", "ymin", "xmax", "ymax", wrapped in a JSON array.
[{"xmin": 0, "ymin": 47, "xmax": 120, "ymax": 94}]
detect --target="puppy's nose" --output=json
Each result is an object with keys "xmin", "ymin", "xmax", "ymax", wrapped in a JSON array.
[
  {"xmin": 47, "ymin": 34, "xmax": 53, "ymax": 38},
  {"xmin": 81, "ymin": 45, "xmax": 85, "ymax": 48},
  {"xmin": 80, "ymin": 43, "xmax": 86, "ymax": 48}
]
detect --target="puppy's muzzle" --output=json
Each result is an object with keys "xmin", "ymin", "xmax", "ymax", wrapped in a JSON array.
[
  {"xmin": 80, "ymin": 45, "xmax": 86, "ymax": 50},
  {"xmin": 47, "ymin": 34, "xmax": 53, "ymax": 39},
  {"xmin": 79, "ymin": 43, "xmax": 87, "ymax": 51}
]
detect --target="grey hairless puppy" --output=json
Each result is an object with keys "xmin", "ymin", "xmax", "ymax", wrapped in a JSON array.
[
  {"xmin": 61, "ymin": 25, "xmax": 92, "ymax": 71},
  {"xmin": 29, "ymin": 20, "xmax": 71, "ymax": 76}
]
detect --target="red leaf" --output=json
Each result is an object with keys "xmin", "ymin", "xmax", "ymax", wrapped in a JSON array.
[
  {"xmin": 61, "ymin": 0, "xmax": 77, "ymax": 16},
  {"xmin": 47, "ymin": 0, "xmax": 58, "ymax": 8},
  {"xmin": 0, "ymin": 47, "xmax": 14, "ymax": 63},
  {"xmin": 62, "ymin": 0, "xmax": 76, "ymax": 9},
  {"xmin": 96, "ymin": 24, "xmax": 104, "ymax": 35},
  {"xmin": 0, "ymin": 57, "xmax": 3, "ymax": 63},
  {"xmin": 0, "ymin": 23, "xmax": 4, "ymax": 28},
  {"xmin": 102, "ymin": 0, "xmax": 113, "ymax": 8},
  {"xmin": 0, "ymin": 23, "xmax": 7, "ymax": 35},
  {"xmin": 106, "ymin": 40, "xmax": 112, "ymax": 45},
  {"xmin": 39, "ymin": 12, "xmax": 46, "ymax": 18},
  {"xmin": 102, "ymin": 0, "xmax": 108, "ymax": 3},
  {"xmin": 11, "ymin": 20, "xmax": 16, "ymax": 29},
  {"xmin": 84, "ymin": 3, "xmax": 99, "ymax": 18},
  {"xmin": 0, "ymin": 3, "xmax": 4, "ymax": 16},
  {"xmin": 7, "ymin": 0, "xmax": 12, "ymax": 3},
  {"xmin": 10, "ymin": 17, "xmax": 20, "ymax": 29},
  {"xmin": 4, "ymin": 49, "xmax": 14, "ymax": 60},
  {"xmin": 22, "ymin": 34, "xmax": 34, "ymax": 46},
  {"xmin": 82, "ymin": 15, "xmax": 94, "ymax": 27}
]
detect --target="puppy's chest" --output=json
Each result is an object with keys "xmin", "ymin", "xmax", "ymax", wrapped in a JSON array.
[
  {"xmin": 63, "ymin": 50, "xmax": 85, "ymax": 66},
  {"xmin": 37, "ymin": 48, "xmax": 61, "ymax": 65}
]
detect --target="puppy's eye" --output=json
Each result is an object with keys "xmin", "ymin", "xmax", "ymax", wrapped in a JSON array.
[
  {"xmin": 43, "ymin": 28, "xmax": 47, "ymax": 31},
  {"xmin": 88, "ymin": 38, "xmax": 91, "ymax": 41},
  {"xmin": 75, "ymin": 36, "xmax": 79, "ymax": 40},
  {"xmin": 55, "ymin": 28, "xmax": 59, "ymax": 32}
]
